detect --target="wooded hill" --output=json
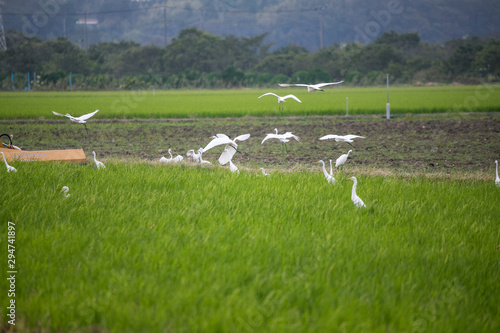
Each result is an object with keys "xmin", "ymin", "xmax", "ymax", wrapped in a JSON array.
[{"xmin": 3, "ymin": 0, "xmax": 499, "ymax": 51}]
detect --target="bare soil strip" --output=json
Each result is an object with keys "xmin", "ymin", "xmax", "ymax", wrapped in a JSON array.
[{"xmin": 2, "ymin": 113, "xmax": 499, "ymax": 180}]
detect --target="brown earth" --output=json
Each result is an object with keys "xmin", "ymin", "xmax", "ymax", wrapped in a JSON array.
[{"xmin": 1, "ymin": 113, "xmax": 499, "ymax": 178}]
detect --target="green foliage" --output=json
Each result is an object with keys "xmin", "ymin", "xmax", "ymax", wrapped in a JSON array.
[{"xmin": 1, "ymin": 29, "xmax": 499, "ymax": 91}]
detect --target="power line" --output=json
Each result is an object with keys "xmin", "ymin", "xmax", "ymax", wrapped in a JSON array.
[{"xmin": 1, "ymin": 4, "xmax": 332, "ymax": 17}]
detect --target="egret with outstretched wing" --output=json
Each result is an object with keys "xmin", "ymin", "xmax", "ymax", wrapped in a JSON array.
[
  {"xmin": 52, "ymin": 109, "xmax": 99, "ymax": 132},
  {"xmin": 258, "ymin": 93, "xmax": 301, "ymax": 111},
  {"xmin": 278, "ymin": 81, "xmax": 343, "ymax": 92},
  {"xmin": 319, "ymin": 134, "xmax": 365, "ymax": 147}
]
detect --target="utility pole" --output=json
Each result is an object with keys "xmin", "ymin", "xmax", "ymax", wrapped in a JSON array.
[
  {"xmin": 0, "ymin": 4, "xmax": 7, "ymax": 51},
  {"xmin": 163, "ymin": 7, "xmax": 167, "ymax": 46},
  {"xmin": 319, "ymin": 17, "xmax": 324, "ymax": 49},
  {"xmin": 84, "ymin": 11, "xmax": 88, "ymax": 52},
  {"xmin": 386, "ymin": 74, "xmax": 390, "ymax": 120}
]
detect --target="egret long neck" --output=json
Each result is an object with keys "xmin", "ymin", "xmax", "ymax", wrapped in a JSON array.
[
  {"xmin": 1, "ymin": 153, "xmax": 8, "ymax": 167},
  {"xmin": 496, "ymin": 161, "xmax": 499, "ymax": 179},
  {"xmin": 320, "ymin": 162, "xmax": 329, "ymax": 178},
  {"xmin": 351, "ymin": 181, "xmax": 357, "ymax": 200}
]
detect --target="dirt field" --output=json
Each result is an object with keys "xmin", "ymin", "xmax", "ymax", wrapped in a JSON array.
[{"xmin": 2, "ymin": 113, "xmax": 499, "ymax": 178}]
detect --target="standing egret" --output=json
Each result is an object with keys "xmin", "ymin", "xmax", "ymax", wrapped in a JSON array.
[
  {"xmin": 347, "ymin": 177, "xmax": 366, "ymax": 208},
  {"xmin": 161, "ymin": 149, "xmax": 183, "ymax": 163},
  {"xmin": 198, "ymin": 148, "xmax": 211, "ymax": 165},
  {"xmin": 52, "ymin": 110, "xmax": 99, "ymax": 133},
  {"xmin": 260, "ymin": 168, "xmax": 270, "ymax": 176},
  {"xmin": 316, "ymin": 160, "xmax": 336, "ymax": 184},
  {"xmin": 258, "ymin": 93, "xmax": 301, "ymax": 111},
  {"xmin": 319, "ymin": 134, "xmax": 365, "ymax": 147},
  {"xmin": 495, "ymin": 160, "xmax": 500, "ymax": 187},
  {"xmin": 335, "ymin": 150, "xmax": 352, "ymax": 169},
  {"xmin": 60, "ymin": 186, "xmax": 70, "ymax": 198},
  {"xmin": 187, "ymin": 149, "xmax": 201, "ymax": 163},
  {"xmin": 159, "ymin": 154, "xmax": 171, "ymax": 163},
  {"xmin": 92, "ymin": 151, "xmax": 105, "ymax": 169},
  {"xmin": 329, "ymin": 160, "xmax": 333, "ymax": 177},
  {"xmin": 172, "ymin": 153, "xmax": 184, "ymax": 163},
  {"xmin": 278, "ymin": 81, "xmax": 343, "ymax": 92},
  {"xmin": 0, "ymin": 152, "xmax": 17, "ymax": 172}
]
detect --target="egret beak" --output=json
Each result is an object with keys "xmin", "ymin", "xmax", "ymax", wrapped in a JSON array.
[{"xmin": 346, "ymin": 178, "xmax": 352, "ymax": 181}]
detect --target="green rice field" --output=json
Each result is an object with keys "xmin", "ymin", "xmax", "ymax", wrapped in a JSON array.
[
  {"xmin": 0, "ymin": 85, "xmax": 499, "ymax": 119},
  {"xmin": 1, "ymin": 86, "xmax": 500, "ymax": 332},
  {"xmin": 1, "ymin": 162, "xmax": 499, "ymax": 332}
]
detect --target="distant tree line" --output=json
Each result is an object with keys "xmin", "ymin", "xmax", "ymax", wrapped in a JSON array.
[{"xmin": 0, "ymin": 28, "xmax": 499, "ymax": 90}]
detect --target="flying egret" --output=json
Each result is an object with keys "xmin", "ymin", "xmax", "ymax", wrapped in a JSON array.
[
  {"xmin": 278, "ymin": 81, "xmax": 343, "ymax": 92},
  {"xmin": 319, "ymin": 134, "xmax": 365, "ymax": 147},
  {"xmin": 261, "ymin": 128, "xmax": 300, "ymax": 144},
  {"xmin": 260, "ymin": 168, "xmax": 270, "ymax": 176},
  {"xmin": 495, "ymin": 160, "xmax": 500, "ymax": 187},
  {"xmin": 335, "ymin": 150, "xmax": 352, "ymax": 169},
  {"xmin": 229, "ymin": 160, "xmax": 239, "ymax": 174},
  {"xmin": 261, "ymin": 128, "xmax": 300, "ymax": 154},
  {"xmin": 52, "ymin": 109, "xmax": 99, "ymax": 133},
  {"xmin": 316, "ymin": 160, "xmax": 336, "ymax": 184},
  {"xmin": 258, "ymin": 92, "xmax": 301, "ymax": 111},
  {"xmin": 347, "ymin": 177, "xmax": 366, "ymax": 208},
  {"xmin": 92, "ymin": 151, "xmax": 105, "ymax": 170},
  {"xmin": 198, "ymin": 148, "xmax": 212, "ymax": 165},
  {"xmin": 0, "ymin": 152, "xmax": 17, "ymax": 173},
  {"xmin": 203, "ymin": 133, "xmax": 250, "ymax": 165},
  {"xmin": 60, "ymin": 186, "xmax": 70, "ymax": 198}
]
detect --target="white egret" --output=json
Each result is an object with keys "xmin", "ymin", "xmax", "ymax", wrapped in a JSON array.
[
  {"xmin": 278, "ymin": 81, "xmax": 343, "ymax": 92},
  {"xmin": 172, "ymin": 154, "xmax": 184, "ymax": 163},
  {"xmin": 316, "ymin": 160, "xmax": 336, "ymax": 184},
  {"xmin": 261, "ymin": 128, "xmax": 300, "ymax": 144},
  {"xmin": 329, "ymin": 159, "xmax": 333, "ymax": 177},
  {"xmin": 52, "ymin": 110, "xmax": 99, "ymax": 133},
  {"xmin": 187, "ymin": 149, "xmax": 201, "ymax": 163},
  {"xmin": 60, "ymin": 186, "xmax": 70, "ymax": 198},
  {"xmin": 335, "ymin": 150, "xmax": 352, "ymax": 169},
  {"xmin": 260, "ymin": 168, "xmax": 270, "ymax": 176},
  {"xmin": 319, "ymin": 134, "xmax": 365, "ymax": 147},
  {"xmin": 198, "ymin": 148, "xmax": 211, "ymax": 165},
  {"xmin": 0, "ymin": 152, "xmax": 17, "ymax": 173},
  {"xmin": 161, "ymin": 149, "xmax": 183, "ymax": 163},
  {"xmin": 347, "ymin": 177, "xmax": 366, "ymax": 208},
  {"xmin": 92, "ymin": 151, "xmax": 105, "ymax": 169},
  {"xmin": 495, "ymin": 160, "xmax": 500, "ymax": 187},
  {"xmin": 229, "ymin": 160, "xmax": 239, "ymax": 174},
  {"xmin": 261, "ymin": 128, "xmax": 300, "ymax": 154},
  {"xmin": 203, "ymin": 133, "xmax": 250, "ymax": 165},
  {"xmin": 258, "ymin": 93, "xmax": 301, "ymax": 111}
]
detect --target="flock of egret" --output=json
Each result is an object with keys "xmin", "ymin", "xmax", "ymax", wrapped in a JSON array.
[
  {"xmin": 156, "ymin": 126, "xmax": 366, "ymax": 206},
  {"xmin": 2, "ymin": 83, "xmax": 497, "ymax": 207}
]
